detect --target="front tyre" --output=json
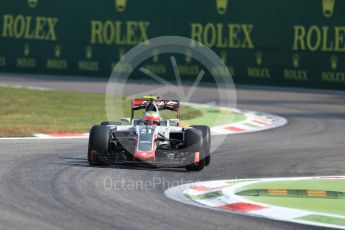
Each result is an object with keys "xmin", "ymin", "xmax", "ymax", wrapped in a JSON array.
[
  {"xmin": 88, "ymin": 125, "xmax": 110, "ymax": 166},
  {"xmin": 184, "ymin": 129, "xmax": 205, "ymax": 171},
  {"xmin": 192, "ymin": 125, "xmax": 211, "ymax": 166}
]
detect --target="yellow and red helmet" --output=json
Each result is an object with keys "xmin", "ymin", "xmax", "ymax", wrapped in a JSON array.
[{"xmin": 144, "ymin": 111, "xmax": 160, "ymax": 123}]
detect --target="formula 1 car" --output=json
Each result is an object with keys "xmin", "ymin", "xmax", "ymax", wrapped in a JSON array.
[{"xmin": 87, "ymin": 96, "xmax": 211, "ymax": 171}]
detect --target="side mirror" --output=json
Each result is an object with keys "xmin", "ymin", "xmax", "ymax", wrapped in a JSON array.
[{"xmin": 120, "ymin": 118, "xmax": 130, "ymax": 124}]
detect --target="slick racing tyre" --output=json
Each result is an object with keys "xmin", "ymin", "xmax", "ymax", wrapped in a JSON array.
[
  {"xmin": 88, "ymin": 125, "xmax": 110, "ymax": 166},
  {"xmin": 192, "ymin": 125, "xmax": 211, "ymax": 166},
  {"xmin": 184, "ymin": 128, "xmax": 205, "ymax": 171}
]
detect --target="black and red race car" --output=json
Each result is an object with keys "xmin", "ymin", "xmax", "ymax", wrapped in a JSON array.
[{"xmin": 88, "ymin": 96, "xmax": 211, "ymax": 171}]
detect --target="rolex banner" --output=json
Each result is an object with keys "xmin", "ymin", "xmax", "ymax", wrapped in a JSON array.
[{"xmin": 0, "ymin": 0, "xmax": 344, "ymax": 90}]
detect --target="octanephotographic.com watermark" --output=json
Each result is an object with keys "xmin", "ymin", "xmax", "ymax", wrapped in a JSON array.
[
  {"xmin": 103, "ymin": 175, "xmax": 195, "ymax": 191},
  {"xmin": 106, "ymin": 36, "xmax": 237, "ymax": 155}
]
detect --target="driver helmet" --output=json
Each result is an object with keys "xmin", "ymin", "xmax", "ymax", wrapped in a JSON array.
[{"xmin": 144, "ymin": 111, "xmax": 160, "ymax": 124}]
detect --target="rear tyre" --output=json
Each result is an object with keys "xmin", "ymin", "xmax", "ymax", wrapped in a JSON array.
[
  {"xmin": 192, "ymin": 125, "xmax": 211, "ymax": 166},
  {"xmin": 184, "ymin": 129, "xmax": 205, "ymax": 171},
  {"xmin": 88, "ymin": 125, "xmax": 110, "ymax": 166}
]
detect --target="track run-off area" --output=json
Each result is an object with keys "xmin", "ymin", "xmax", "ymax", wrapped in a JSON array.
[{"xmin": 166, "ymin": 176, "xmax": 345, "ymax": 229}]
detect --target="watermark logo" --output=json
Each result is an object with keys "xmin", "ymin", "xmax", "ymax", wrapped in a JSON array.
[
  {"xmin": 103, "ymin": 176, "xmax": 194, "ymax": 191},
  {"xmin": 106, "ymin": 36, "xmax": 236, "ymax": 164},
  {"xmin": 322, "ymin": 0, "xmax": 336, "ymax": 17}
]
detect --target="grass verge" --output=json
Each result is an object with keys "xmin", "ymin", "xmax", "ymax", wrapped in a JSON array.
[
  {"xmin": 0, "ymin": 86, "xmax": 245, "ymax": 137},
  {"xmin": 235, "ymin": 179, "xmax": 345, "ymax": 216}
]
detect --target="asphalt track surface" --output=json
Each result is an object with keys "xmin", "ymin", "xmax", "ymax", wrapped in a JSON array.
[{"xmin": 0, "ymin": 73, "xmax": 344, "ymax": 230}]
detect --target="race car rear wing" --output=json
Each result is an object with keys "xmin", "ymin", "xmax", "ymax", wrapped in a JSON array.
[
  {"xmin": 131, "ymin": 99, "xmax": 180, "ymax": 112},
  {"xmin": 130, "ymin": 97, "xmax": 180, "ymax": 124}
]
